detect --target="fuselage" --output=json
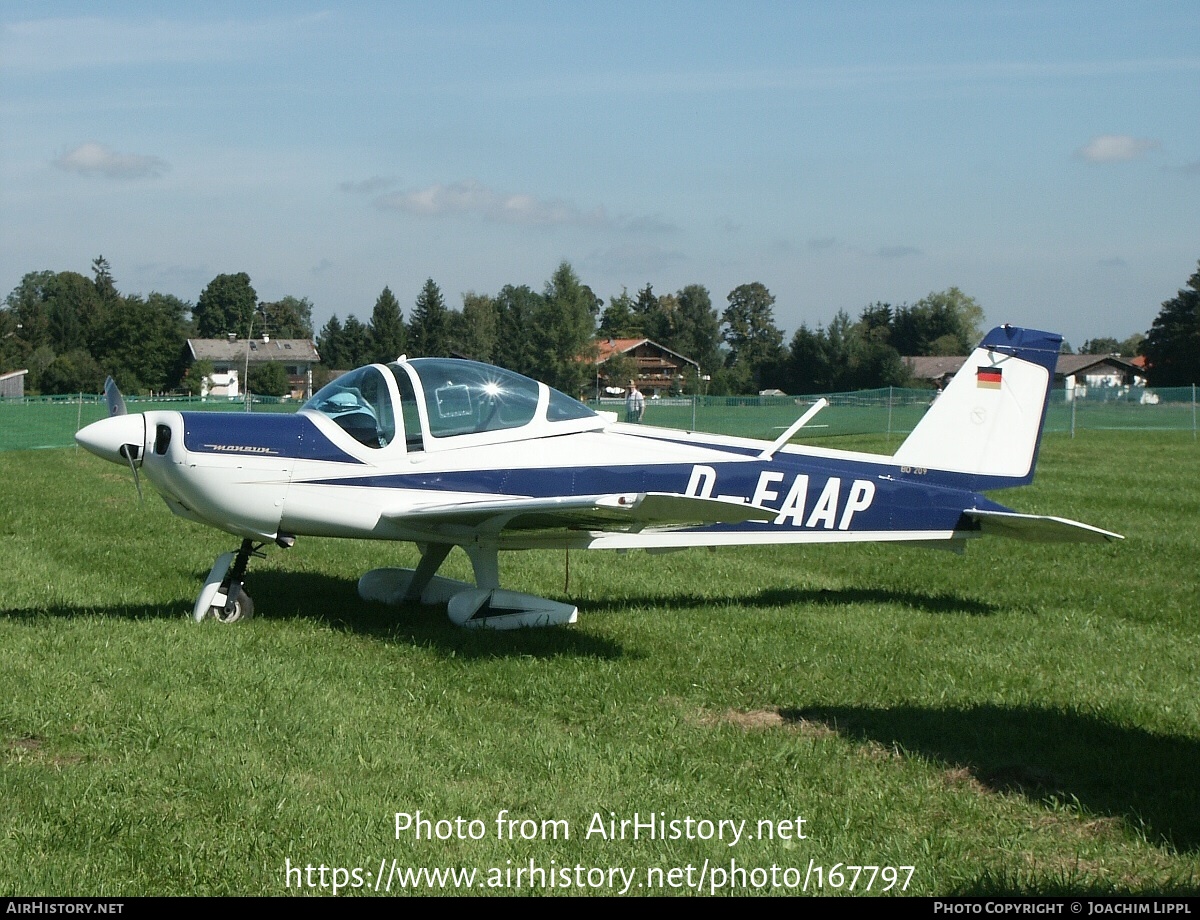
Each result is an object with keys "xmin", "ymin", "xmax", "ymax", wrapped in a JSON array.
[{"xmin": 94, "ymin": 405, "xmax": 1007, "ymax": 551}]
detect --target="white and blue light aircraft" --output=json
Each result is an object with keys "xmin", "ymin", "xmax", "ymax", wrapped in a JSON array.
[{"xmin": 75, "ymin": 325, "xmax": 1120, "ymax": 629}]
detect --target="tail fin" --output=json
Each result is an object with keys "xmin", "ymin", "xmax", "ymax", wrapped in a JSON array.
[{"xmin": 892, "ymin": 326, "xmax": 1060, "ymax": 490}]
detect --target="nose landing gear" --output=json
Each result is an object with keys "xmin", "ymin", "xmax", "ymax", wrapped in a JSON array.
[{"xmin": 193, "ymin": 538, "xmax": 266, "ymax": 623}]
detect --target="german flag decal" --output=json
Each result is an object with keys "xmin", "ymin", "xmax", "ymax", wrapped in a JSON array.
[{"xmin": 976, "ymin": 366, "xmax": 1003, "ymax": 389}]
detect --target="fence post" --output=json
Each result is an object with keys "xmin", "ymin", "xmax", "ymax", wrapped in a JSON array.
[
  {"xmin": 887, "ymin": 386, "xmax": 893, "ymax": 440},
  {"xmin": 691, "ymin": 392, "xmax": 697, "ymax": 432},
  {"xmin": 1193, "ymin": 384, "xmax": 1196, "ymax": 442}
]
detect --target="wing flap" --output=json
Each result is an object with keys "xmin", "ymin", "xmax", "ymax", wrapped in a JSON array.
[
  {"xmin": 962, "ymin": 509, "xmax": 1123, "ymax": 544},
  {"xmin": 383, "ymin": 492, "xmax": 774, "ymax": 534}
]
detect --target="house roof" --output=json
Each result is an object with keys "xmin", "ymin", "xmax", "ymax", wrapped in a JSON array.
[
  {"xmin": 592, "ymin": 337, "xmax": 699, "ymax": 369},
  {"xmin": 188, "ymin": 338, "xmax": 320, "ymax": 364},
  {"xmin": 1054, "ymin": 354, "xmax": 1142, "ymax": 377},
  {"xmin": 905, "ymin": 353, "xmax": 1143, "ymax": 382},
  {"xmin": 904, "ymin": 356, "xmax": 967, "ymax": 380}
]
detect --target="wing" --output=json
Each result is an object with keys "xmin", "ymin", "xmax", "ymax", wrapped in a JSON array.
[
  {"xmin": 381, "ymin": 492, "xmax": 774, "ymax": 537},
  {"xmin": 961, "ymin": 509, "xmax": 1123, "ymax": 544}
]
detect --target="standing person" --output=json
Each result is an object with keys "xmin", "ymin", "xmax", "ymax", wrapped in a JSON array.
[{"xmin": 625, "ymin": 380, "xmax": 645, "ymax": 423}]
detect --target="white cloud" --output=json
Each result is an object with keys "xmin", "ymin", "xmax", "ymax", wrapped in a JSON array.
[
  {"xmin": 53, "ymin": 142, "xmax": 169, "ymax": 179},
  {"xmin": 375, "ymin": 179, "xmax": 609, "ymax": 228},
  {"xmin": 1075, "ymin": 135, "xmax": 1160, "ymax": 163}
]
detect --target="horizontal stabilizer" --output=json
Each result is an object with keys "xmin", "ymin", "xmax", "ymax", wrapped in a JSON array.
[{"xmin": 962, "ymin": 509, "xmax": 1123, "ymax": 544}]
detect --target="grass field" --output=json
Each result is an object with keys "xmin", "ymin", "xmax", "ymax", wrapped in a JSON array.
[{"xmin": 0, "ymin": 431, "xmax": 1197, "ymax": 896}]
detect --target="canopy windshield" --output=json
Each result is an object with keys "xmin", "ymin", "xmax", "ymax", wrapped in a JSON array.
[
  {"xmin": 404, "ymin": 358, "xmax": 595, "ymax": 439},
  {"xmin": 304, "ymin": 358, "xmax": 598, "ymax": 450}
]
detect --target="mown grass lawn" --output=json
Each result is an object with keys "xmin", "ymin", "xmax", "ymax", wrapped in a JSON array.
[{"xmin": 0, "ymin": 431, "xmax": 1196, "ymax": 896}]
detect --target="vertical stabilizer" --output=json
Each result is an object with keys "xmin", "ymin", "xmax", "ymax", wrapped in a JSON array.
[{"xmin": 892, "ymin": 326, "xmax": 1060, "ymax": 489}]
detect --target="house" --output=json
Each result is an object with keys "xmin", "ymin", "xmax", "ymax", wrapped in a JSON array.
[
  {"xmin": 905, "ymin": 352, "xmax": 1145, "ymax": 397},
  {"xmin": 592, "ymin": 338, "xmax": 700, "ymax": 398},
  {"xmin": 1053, "ymin": 354, "xmax": 1146, "ymax": 395},
  {"xmin": 0, "ymin": 369, "xmax": 28, "ymax": 399},
  {"xmin": 186, "ymin": 336, "xmax": 320, "ymax": 400}
]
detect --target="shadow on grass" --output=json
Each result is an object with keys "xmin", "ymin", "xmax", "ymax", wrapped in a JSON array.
[
  {"xmin": 584, "ymin": 585, "xmax": 998, "ymax": 617},
  {"xmin": 0, "ymin": 570, "xmax": 629, "ymax": 661},
  {"xmin": 258, "ymin": 571, "xmax": 631, "ymax": 660},
  {"xmin": 787, "ymin": 703, "xmax": 1200, "ymax": 862}
]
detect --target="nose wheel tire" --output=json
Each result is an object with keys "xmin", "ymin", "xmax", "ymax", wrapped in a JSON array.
[{"xmin": 209, "ymin": 587, "xmax": 254, "ymax": 623}]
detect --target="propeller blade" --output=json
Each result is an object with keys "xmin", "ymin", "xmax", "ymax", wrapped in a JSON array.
[
  {"xmin": 122, "ymin": 445, "xmax": 145, "ymax": 507},
  {"xmin": 104, "ymin": 376, "xmax": 127, "ymax": 417}
]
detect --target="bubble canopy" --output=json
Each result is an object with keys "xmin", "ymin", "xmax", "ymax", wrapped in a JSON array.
[{"xmin": 302, "ymin": 357, "xmax": 604, "ymax": 452}]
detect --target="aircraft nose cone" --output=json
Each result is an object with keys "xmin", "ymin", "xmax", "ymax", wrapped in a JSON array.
[{"xmin": 76, "ymin": 414, "xmax": 146, "ymax": 465}]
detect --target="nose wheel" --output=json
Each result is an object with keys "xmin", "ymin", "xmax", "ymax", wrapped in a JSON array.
[
  {"xmin": 193, "ymin": 539, "xmax": 265, "ymax": 623},
  {"xmin": 211, "ymin": 585, "xmax": 254, "ymax": 623}
]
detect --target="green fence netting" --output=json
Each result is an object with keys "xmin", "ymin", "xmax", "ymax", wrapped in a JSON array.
[{"xmin": 2, "ymin": 386, "xmax": 1196, "ymax": 453}]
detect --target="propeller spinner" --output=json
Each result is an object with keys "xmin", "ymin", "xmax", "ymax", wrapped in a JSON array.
[{"xmin": 77, "ymin": 378, "xmax": 145, "ymax": 504}]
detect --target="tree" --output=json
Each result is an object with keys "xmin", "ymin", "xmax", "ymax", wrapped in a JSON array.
[
  {"xmin": 407, "ymin": 279, "xmax": 450, "ymax": 358},
  {"xmin": 44, "ymin": 272, "xmax": 101, "ymax": 355},
  {"xmin": 181, "ymin": 358, "xmax": 214, "ymax": 396},
  {"xmin": 1081, "ymin": 334, "xmax": 1144, "ymax": 357},
  {"xmin": 721, "ymin": 282, "xmax": 784, "ymax": 393},
  {"xmin": 4, "ymin": 271, "xmax": 56, "ymax": 354},
  {"xmin": 492, "ymin": 284, "xmax": 543, "ymax": 376},
  {"xmin": 598, "ymin": 288, "xmax": 637, "ymax": 338},
  {"xmin": 534, "ymin": 261, "xmax": 597, "ymax": 395},
  {"xmin": 92, "ymin": 292, "xmax": 190, "ymax": 392},
  {"xmin": 249, "ymin": 361, "xmax": 290, "ymax": 398},
  {"xmin": 633, "ymin": 283, "xmax": 656, "ymax": 326},
  {"xmin": 892, "ymin": 287, "xmax": 984, "ymax": 355},
  {"xmin": 669, "ymin": 284, "xmax": 721, "ymax": 375},
  {"xmin": 457, "ymin": 292, "xmax": 499, "ymax": 363},
  {"xmin": 600, "ymin": 353, "xmax": 639, "ymax": 396},
  {"xmin": 91, "ymin": 256, "xmax": 117, "ymax": 304},
  {"xmin": 339, "ymin": 315, "xmax": 371, "ymax": 368},
  {"xmin": 317, "ymin": 314, "xmax": 346, "ymax": 369},
  {"xmin": 38, "ymin": 348, "xmax": 105, "ymax": 395},
  {"xmin": 1142, "ymin": 261, "xmax": 1200, "ymax": 386},
  {"xmin": 1080, "ymin": 337, "xmax": 1121, "ymax": 355},
  {"xmin": 261, "ymin": 295, "xmax": 314, "ymax": 339},
  {"xmin": 367, "ymin": 286, "xmax": 406, "ymax": 363},
  {"xmin": 193, "ymin": 273, "xmax": 258, "ymax": 338}
]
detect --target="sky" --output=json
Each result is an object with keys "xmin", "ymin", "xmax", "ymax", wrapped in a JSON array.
[{"xmin": 1, "ymin": 1, "xmax": 1197, "ymax": 350}]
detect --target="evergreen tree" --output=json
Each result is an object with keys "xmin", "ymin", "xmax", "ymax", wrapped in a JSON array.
[
  {"xmin": 457, "ymin": 292, "xmax": 498, "ymax": 363},
  {"xmin": 317, "ymin": 314, "xmax": 346, "ymax": 368},
  {"xmin": 367, "ymin": 286, "xmax": 406, "ymax": 363},
  {"xmin": 493, "ymin": 284, "xmax": 543, "ymax": 376},
  {"xmin": 1143, "ymin": 261, "xmax": 1200, "ymax": 386},
  {"xmin": 407, "ymin": 279, "xmax": 450, "ymax": 357},
  {"xmin": 535, "ymin": 261, "xmax": 598, "ymax": 396},
  {"xmin": 340, "ymin": 315, "xmax": 371, "ymax": 368},
  {"xmin": 598, "ymin": 288, "xmax": 637, "ymax": 338},
  {"xmin": 670, "ymin": 284, "xmax": 722, "ymax": 376}
]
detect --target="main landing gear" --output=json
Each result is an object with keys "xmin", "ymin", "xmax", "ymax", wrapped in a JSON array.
[
  {"xmin": 194, "ymin": 535, "xmax": 293, "ymax": 623},
  {"xmin": 357, "ymin": 541, "xmax": 579, "ymax": 630}
]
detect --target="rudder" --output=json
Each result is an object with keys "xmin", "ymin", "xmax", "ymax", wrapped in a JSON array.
[{"xmin": 892, "ymin": 326, "xmax": 1060, "ymax": 489}]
